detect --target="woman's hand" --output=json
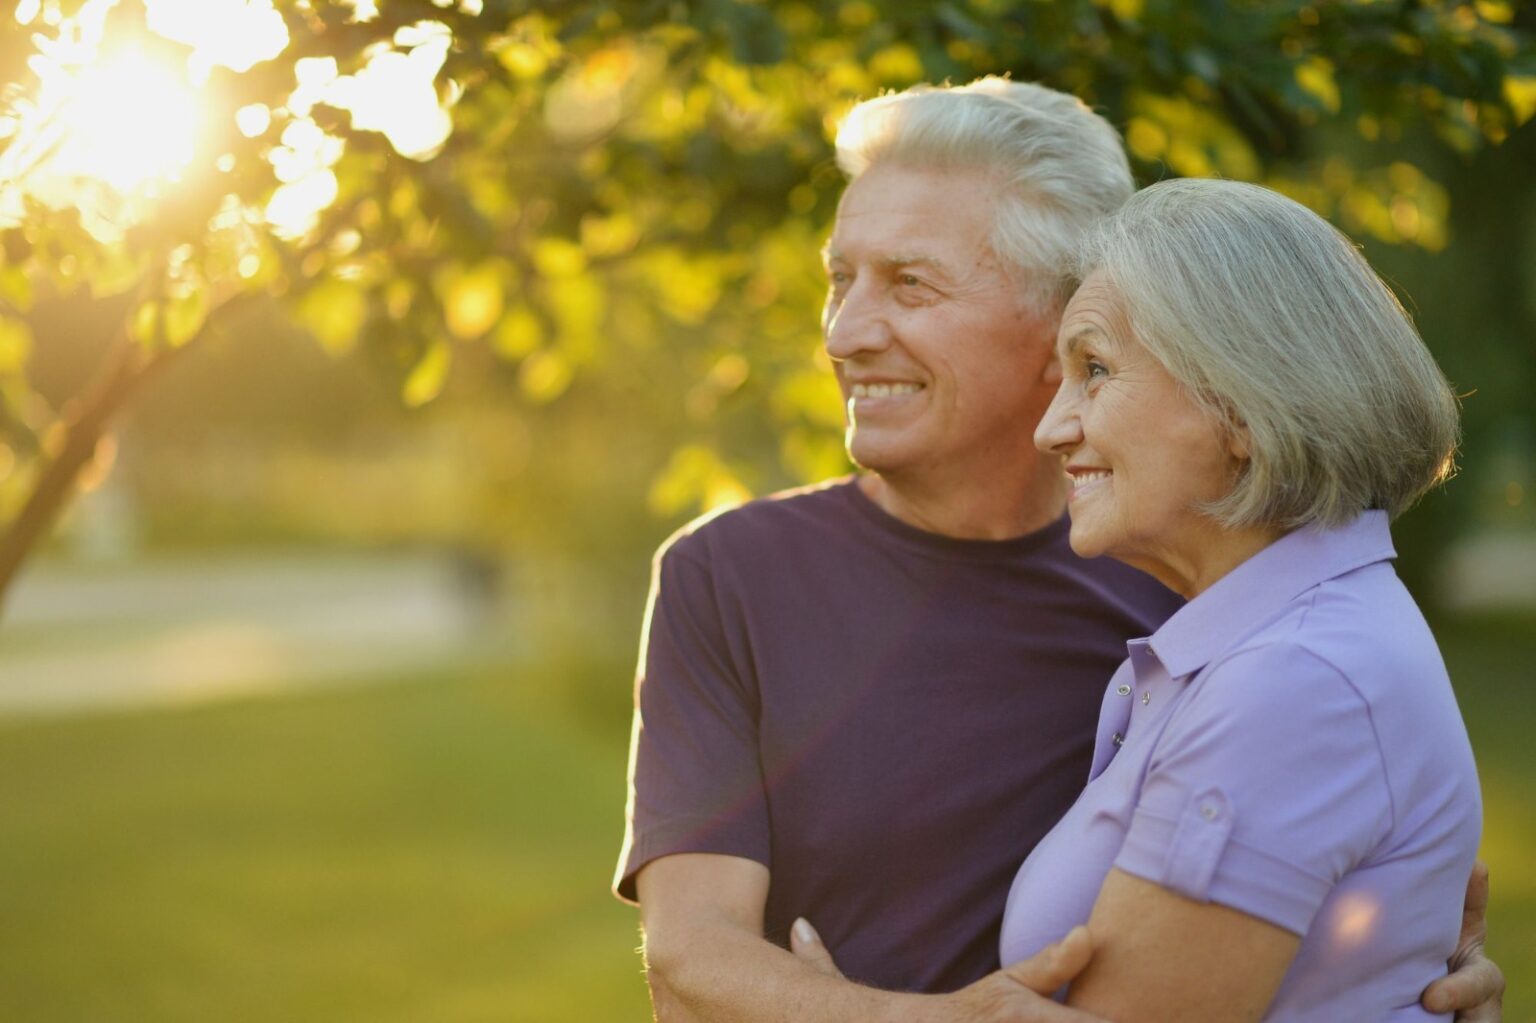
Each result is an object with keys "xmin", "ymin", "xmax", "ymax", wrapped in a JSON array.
[{"xmin": 791, "ymin": 919, "xmax": 1109, "ymax": 1022}]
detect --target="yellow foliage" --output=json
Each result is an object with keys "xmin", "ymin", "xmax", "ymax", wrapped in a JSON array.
[
  {"xmin": 580, "ymin": 212, "xmax": 640, "ymax": 258},
  {"xmin": 1129, "ymin": 92, "xmax": 1259, "ymax": 180},
  {"xmin": 439, "ymin": 261, "xmax": 506, "ymax": 340},
  {"xmin": 648, "ymin": 443, "xmax": 752, "ymax": 517},
  {"xmin": 772, "ymin": 366, "xmax": 844, "ymax": 430},
  {"xmin": 402, "ymin": 341, "xmax": 451, "ymax": 407},
  {"xmin": 1094, "ymin": 0, "xmax": 1144, "ymax": 20},
  {"xmin": 869, "ymin": 44, "xmax": 922, "ymax": 85},
  {"xmin": 838, "ymin": 1, "xmax": 876, "ymax": 28},
  {"xmin": 0, "ymin": 318, "xmax": 31, "ymax": 374},
  {"xmin": 519, "ymin": 348, "xmax": 573, "ymax": 402},
  {"xmin": 1476, "ymin": 0, "xmax": 1515, "ymax": 23},
  {"xmin": 1505, "ymin": 76, "xmax": 1536, "ymax": 125},
  {"xmin": 295, "ymin": 278, "xmax": 368, "ymax": 355},
  {"xmin": 1295, "ymin": 57, "xmax": 1341, "ymax": 114},
  {"xmin": 1125, "ymin": 117, "xmax": 1168, "ymax": 162},
  {"xmin": 545, "ymin": 275, "xmax": 605, "ymax": 359},
  {"xmin": 162, "ymin": 289, "xmax": 209, "ymax": 347},
  {"xmin": 493, "ymin": 306, "xmax": 543, "ymax": 359},
  {"xmin": 533, "ymin": 238, "xmax": 587, "ymax": 278},
  {"xmin": 642, "ymin": 247, "xmax": 723, "ymax": 326},
  {"xmin": 781, "ymin": 427, "xmax": 850, "ymax": 484}
]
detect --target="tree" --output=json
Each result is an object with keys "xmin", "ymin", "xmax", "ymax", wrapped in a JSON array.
[{"xmin": 0, "ymin": 0, "xmax": 1531, "ymax": 617}]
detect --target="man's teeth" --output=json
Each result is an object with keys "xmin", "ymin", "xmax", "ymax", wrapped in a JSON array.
[
  {"xmin": 851, "ymin": 383, "xmax": 922, "ymax": 398},
  {"xmin": 1072, "ymin": 471, "xmax": 1111, "ymax": 489}
]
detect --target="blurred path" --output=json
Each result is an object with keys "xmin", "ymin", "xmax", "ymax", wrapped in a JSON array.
[{"xmin": 0, "ymin": 552, "xmax": 493, "ymax": 717}]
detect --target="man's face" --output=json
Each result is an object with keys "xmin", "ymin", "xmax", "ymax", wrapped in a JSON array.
[{"xmin": 821, "ymin": 164, "xmax": 1058, "ymax": 481}]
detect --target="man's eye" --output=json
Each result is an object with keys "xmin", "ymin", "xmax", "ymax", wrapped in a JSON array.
[
  {"xmin": 898, "ymin": 274, "xmax": 923, "ymax": 287},
  {"xmin": 1086, "ymin": 360, "xmax": 1109, "ymax": 380}
]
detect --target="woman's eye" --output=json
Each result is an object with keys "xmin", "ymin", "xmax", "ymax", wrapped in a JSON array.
[{"xmin": 1085, "ymin": 359, "xmax": 1109, "ymax": 381}]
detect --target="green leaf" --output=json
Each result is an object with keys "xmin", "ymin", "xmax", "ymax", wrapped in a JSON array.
[
  {"xmin": 437, "ymin": 260, "xmax": 508, "ymax": 340},
  {"xmin": 163, "ymin": 288, "xmax": 210, "ymax": 347},
  {"xmin": 403, "ymin": 341, "xmax": 452, "ymax": 407},
  {"xmin": 493, "ymin": 305, "xmax": 543, "ymax": 359},
  {"xmin": 295, "ymin": 279, "xmax": 369, "ymax": 356},
  {"xmin": 89, "ymin": 249, "xmax": 147, "ymax": 298},
  {"xmin": 518, "ymin": 348, "xmax": 573, "ymax": 403},
  {"xmin": 0, "ymin": 267, "xmax": 32, "ymax": 313},
  {"xmin": 130, "ymin": 301, "xmax": 159, "ymax": 346},
  {"xmin": 0, "ymin": 318, "xmax": 33, "ymax": 375}
]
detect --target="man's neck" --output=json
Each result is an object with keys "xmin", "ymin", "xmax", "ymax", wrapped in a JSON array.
[{"xmin": 858, "ymin": 455, "xmax": 1068, "ymax": 542}]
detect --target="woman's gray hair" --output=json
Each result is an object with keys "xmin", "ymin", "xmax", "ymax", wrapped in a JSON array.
[
  {"xmin": 835, "ymin": 77, "xmax": 1133, "ymax": 312},
  {"xmin": 1077, "ymin": 177, "xmax": 1459, "ymax": 529}
]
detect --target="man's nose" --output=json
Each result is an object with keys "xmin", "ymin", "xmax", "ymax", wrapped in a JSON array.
[
  {"xmin": 1034, "ymin": 387, "xmax": 1081, "ymax": 456},
  {"xmin": 823, "ymin": 280, "xmax": 892, "ymax": 360}
]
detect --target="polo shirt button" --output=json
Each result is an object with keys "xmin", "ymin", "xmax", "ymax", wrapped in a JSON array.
[
  {"xmin": 1112, "ymin": 732, "xmax": 1125, "ymax": 747},
  {"xmin": 1200, "ymin": 804, "xmax": 1219, "ymax": 821},
  {"xmin": 1117, "ymin": 684, "xmax": 1132, "ymax": 697}
]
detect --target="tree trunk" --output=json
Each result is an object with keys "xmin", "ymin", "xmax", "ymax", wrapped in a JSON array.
[{"xmin": 0, "ymin": 333, "xmax": 170, "ymax": 619}]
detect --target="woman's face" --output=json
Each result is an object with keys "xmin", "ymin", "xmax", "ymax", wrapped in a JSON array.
[{"xmin": 1034, "ymin": 272, "xmax": 1249, "ymax": 596}]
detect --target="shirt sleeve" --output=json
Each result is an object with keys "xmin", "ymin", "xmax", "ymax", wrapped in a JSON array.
[
  {"xmin": 612, "ymin": 532, "xmax": 769, "ymax": 904},
  {"xmin": 1113, "ymin": 641, "xmax": 1394, "ymax": 935}
]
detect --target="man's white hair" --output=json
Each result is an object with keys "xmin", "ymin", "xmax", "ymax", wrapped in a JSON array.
[
  {"xmin": 1076, "ymin": 177, "xmax": 1460, "ymax": 529},
  {"xmin": 834, "ymin": 77, "xmax": 1134, "ymax": 312}
]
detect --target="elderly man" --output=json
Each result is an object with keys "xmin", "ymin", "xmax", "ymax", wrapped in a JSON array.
[{"xmin": 615, "ymin": 78, "xmax": 1503, "ymax": 1022}]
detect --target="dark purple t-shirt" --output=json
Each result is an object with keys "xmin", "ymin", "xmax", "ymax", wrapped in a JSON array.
[{"xmin": 614, "ymin": 477, "xmax": 1181, "ymax": 993}]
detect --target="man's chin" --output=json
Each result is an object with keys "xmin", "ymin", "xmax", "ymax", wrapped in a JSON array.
[{"xmin": 845, "ymin": 432, "xmax": 919, "ymax": 476}]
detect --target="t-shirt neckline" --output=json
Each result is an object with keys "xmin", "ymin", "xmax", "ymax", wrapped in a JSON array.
[{"xmin": 835, "ymin": 475, "xmax": 1070, "ymax": 561}]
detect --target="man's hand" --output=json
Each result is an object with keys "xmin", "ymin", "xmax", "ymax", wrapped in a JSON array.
[
  {"xmin": 791, "ymin": 918, "xmax": 1109, "ymax": 1022},
  {"xmin": 1422, "ymin": 861, "xmax": 1504, "ymax": 1022}
]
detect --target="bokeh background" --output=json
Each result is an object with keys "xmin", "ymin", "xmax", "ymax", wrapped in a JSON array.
[{"xmin": 0, "ymin": 1, "xmax": 1532, "ymax": 1020}]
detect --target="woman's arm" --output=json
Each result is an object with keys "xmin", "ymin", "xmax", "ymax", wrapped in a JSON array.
[{"xmin": 1065, "ymin": 869, "xmax": 1299, "ymax": 1023}]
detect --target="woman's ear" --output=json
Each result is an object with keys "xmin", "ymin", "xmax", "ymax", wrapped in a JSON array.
[{"xmin": 1226, "ymin": 419, "xmax": 1252, "ymax": 462}]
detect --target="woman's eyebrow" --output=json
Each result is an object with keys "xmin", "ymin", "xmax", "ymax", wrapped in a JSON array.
[{"xmin": 1060, "ymin": 325, "xmax": 1102, "ymax": 358}]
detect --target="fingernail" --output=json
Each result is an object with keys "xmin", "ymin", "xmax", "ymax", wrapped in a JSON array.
[{"xmin": 793, "ymin": 918, "xmax": 817, "ymax": 945}]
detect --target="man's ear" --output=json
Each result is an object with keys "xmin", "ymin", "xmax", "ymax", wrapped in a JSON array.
[{"xmin": 1040, "ymin": 351, "xmax": 1063, "ymax": 388}]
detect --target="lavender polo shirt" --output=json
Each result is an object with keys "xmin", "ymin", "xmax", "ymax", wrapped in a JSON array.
[{"xmin": 1000, "ymin": 512, "xmax": 1481, "ymax": 1020}]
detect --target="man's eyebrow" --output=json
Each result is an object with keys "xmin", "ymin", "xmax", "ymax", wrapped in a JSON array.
[
  {"xmin": 819, "ymin": 246, "xmax": 952, "ymax": 276},
  {"xmin": 877, "ymin": 253, "xmax": 950, "ymax": 274}
]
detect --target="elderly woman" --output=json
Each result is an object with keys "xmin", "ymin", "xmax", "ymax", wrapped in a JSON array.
[{"xmin": 999, "ymin": 177, "xmax": 1481, "ymax": 1020}]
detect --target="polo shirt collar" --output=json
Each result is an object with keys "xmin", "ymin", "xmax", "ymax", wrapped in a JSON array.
[{"xmin": 1146, "ymin": 510, "xmax": 1396, "ymax": 680}]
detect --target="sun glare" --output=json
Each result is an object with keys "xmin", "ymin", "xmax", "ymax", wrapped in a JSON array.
[
  {"xmin": 54, "ymin": 51, "xmax": 201, "ymax": 194},
  {"xmin": 2, "ymin": 0, "xmax": 460, "ymax": 241}
]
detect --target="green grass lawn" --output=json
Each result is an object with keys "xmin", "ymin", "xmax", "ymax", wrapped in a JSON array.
[
  {"xmin": 0, "ymin": 616, "xmax": 1530, "ymax": 1021},
  {"xmin": 0, "ymin": 661, "xmax": 652, "ymax": 1022}
]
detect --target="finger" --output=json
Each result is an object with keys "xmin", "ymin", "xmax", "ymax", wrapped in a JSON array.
[
  {"xmin": 1001, "ymin": 925, "xmax": 1094, "ymax": 995},
  {"xmin": 1421, "ymin": 957, "xmax": 1504, "ymax": 1017},
  {"xmin": 1462, "ymin": 861, "xmax": 1489, "ymax": 927},
  {"xmin": 790, "ymin": 918, "xmax": 846, "ymax": 979}
]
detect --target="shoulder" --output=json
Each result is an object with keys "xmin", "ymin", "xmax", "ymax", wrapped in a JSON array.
[
  {"xmin": 1213, "ymin": 562, "xmax": 1446, "ymax": 711},
  {"xmin": 1192, "ymin": 638, "xmax": 1373, "ymax": 733},
  {"xmin": 655, "ymin": 477, "xmax": 861, "ymax": 567}
]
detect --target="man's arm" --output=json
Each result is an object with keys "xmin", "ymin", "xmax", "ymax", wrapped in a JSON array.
[
  {"xmin": 638, "ymin": 853, "xmax": 1107, "ymax": 1023},
  {"xmin": 1422, "ymin": 862, "xmax": 1505, "ymax": 1022}
]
